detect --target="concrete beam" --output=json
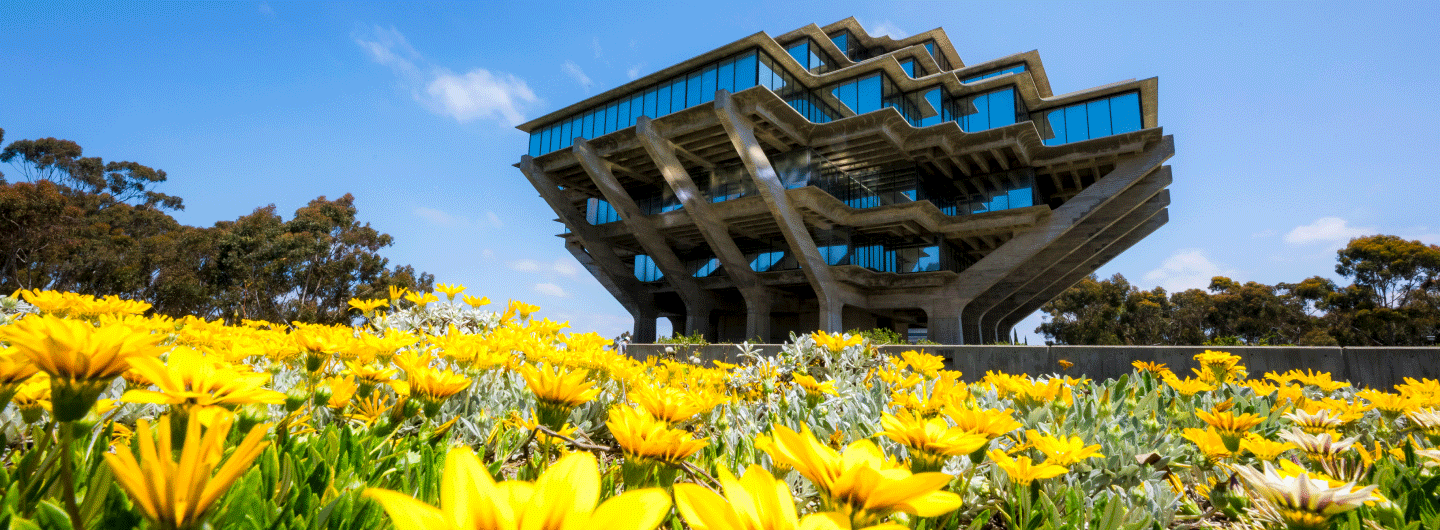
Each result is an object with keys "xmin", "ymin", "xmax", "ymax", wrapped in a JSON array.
[
  {"xmin": 996, "ymin": 208, "xmax": 1169, "ymax": 339},
  {"xmin": 571, "ymin": 140, "xmax": 716, "ymax": 338},
  {"xmin": 714, "ymin": 90, "xmax": 849, "ymax": 332},
  {"xmin": 967, "ymin": 166, "xmax": 1173, "ymax": 343},
  {"xmin": 520, "ymin": 157, "xmax": 655, "ymax": 336},
  {"xmin": 637, "ymin": 116, "xmax": 776, "ymax": 341},
  {"xmin": 946, "ymin": 135, "xmax": 1174, "ymax": 343}
]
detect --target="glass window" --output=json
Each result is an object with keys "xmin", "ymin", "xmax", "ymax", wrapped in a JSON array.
[
  {"xmin": 595, "ymin": 106, "xmax": 609, "ymax": 136},
  {"xmin": 832, "ymin": 80, "xmax": 857, "ymax": 114},
  {"xmin": 856, "ymin": 75, "xmax": 881, "ymax": 114},
  {"xmin": 989, "ymin": 89, "xmax": 1016, "ymax": 127},
  {"xmin": 786, "ymin": 41, "xmax": 810, "ymax": 69},
  {"xmin": 920, "ymin": 88, "xmax": 942, "ymax": 127},
  {"xmin": 717, "ymin": 59, "xmax": 735, "ymax": 95},
  {"xmin": 606, "ymin": 102, "xmax": 620, "ymax": 134},
  {"xmin": 629, "ymin": 94, "xmax": 644, "ymax": 125},
  {"xmin": 734, "ymin": 52, "xmax": 757, "ymax": 89},
  {"xmin": 1064, "ymin": 105, "xmax": 1089, "ymax": 143},
  {"xmin": 831, "ymin": 32, "xmax": 849, "ymax": 58},
  {"xmin": 1043, "ymin": 109, "xmax": 1066, "ymax": 146},
  {"xmin": 1009, "ymin": 187, "xmax": 1033, "ymax": 208},
  {"xmin": 700, "ymin": 65, "xmax": 718, "ymax": 103},
  {"xmin": 655, "ymin": 84, "xmax": 671, "ymax": 116},
  {"xmin": 670, "ymin": 78, "xmax": 687, "ymax": 113},
  {"xmin": 616, "ymin": 98, "xmax": 630, "ymax": 130},
  {"xmin": 643, "ymin": 89, "xmax": 657, "ymax": 118},
  {"xmin": 1110, "ymin": 92, "xmax": 1142, "ymax": 134},
  {"xmin": 687, "ymin": 71, "xmax": 704, "ymax": 107},
  {"xmin": 1086, "ymin": 98, "xmax": 1111, "ymax": 139},
  {"xmin": 899, "ymin": 59, "xmax": 915, "ymax": 78},
  {"xmin": 560, "ymin": 120, "xmax": 572, "ymax": 149}
]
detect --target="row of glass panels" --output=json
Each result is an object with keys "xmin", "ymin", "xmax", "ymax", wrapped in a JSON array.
[
  {"xmin": 633, "ymin": 235, "xmax": 968, "ymax": 282},
  {"xmin": 530, "ymin": 45, "xmax": 1140, "ymax": 157}
]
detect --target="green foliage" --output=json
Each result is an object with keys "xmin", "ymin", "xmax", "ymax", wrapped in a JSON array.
[
  {"xmin": 0, "ymin": 132, "xmax": 433, "ymax": 324},
  {"xmin": 847, "ymin": 327, "xmax": 903, "ymax": 345},
  {"xmin": 656, "ymin": 330, "xmax": 709, "ymax": 346}
]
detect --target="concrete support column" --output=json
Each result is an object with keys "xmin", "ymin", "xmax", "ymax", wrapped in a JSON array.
[
  {"xmin": 572, "ymin": 139, "xmax": 716, "ymax": 338},
  {"xmin": 632, "ymin": 306, "xmax": 657, "ymax": 343},
  {"xmin": 745, "ymin": 298, "xmax": 772, "ymax": 343},
  {"xmin": 665, "ymin": 315, "xmax": 685, "ymax": 338},
  {"xmin": 714, "ymin": 91, "xmax": 849, "ymax": 333}
]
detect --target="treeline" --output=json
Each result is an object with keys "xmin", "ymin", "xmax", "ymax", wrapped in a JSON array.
[
  {"xmin": 1037, "ymin": 235, "xmax": 1440, "ymax": 346},
  {"xmin": 0, "ymin": 128, "xmax": 432, "ymax": 324}
]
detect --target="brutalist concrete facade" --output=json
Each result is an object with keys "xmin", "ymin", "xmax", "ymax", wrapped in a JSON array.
[{"xmin": 515, "ymin": 18, "xmax": 1174, "ymax": 344}]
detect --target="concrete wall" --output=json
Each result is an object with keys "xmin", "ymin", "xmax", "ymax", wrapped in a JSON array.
[{"xmin": 623, "ymin": 343, "xmax": 1440, "ymax": 390}]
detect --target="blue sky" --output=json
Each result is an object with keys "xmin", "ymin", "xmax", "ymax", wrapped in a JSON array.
[{"xmin": 4, "ymin": 1, "xmax": 1438, "ymax": 342}]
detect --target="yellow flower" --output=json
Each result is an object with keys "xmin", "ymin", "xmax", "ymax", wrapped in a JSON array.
[
  {"xmin": 879, "ymin": 410, "xmax": 989, "ymax": 472},
  {"xmin": 1181, "ymin": 427, "xmax": 1235, "ymax": 464},
  {"xmin": 105, "ymin": 413, "xmax": 270, "ymax": 530},
  {"xmin": 1193, "ymin": 350, "xmax": 1246, "ymax": 383},
  {"xmin": 12, "ymin": 377, "xmax": 51, "ymax": 424},
  {"xmin": 434, "ymin": 283, "xmax": 466, "ymax": 301},
  {"xmin": 629, "ymin": 384, "xmax": 719, "ymax": 424},
  {"xmin": 1025, "ymin": 430, "xmax": 1104, "ymax": 466},
  {"xmin": 365, "ymin": 448, "xmax": 671, "ymax": 530},
  {"xmin": 387, "ymin": 285, "xmax": 409, "ymax": 301},
  {"xmin": 898, "ymin": 350, "xmax": 945, "ymax": 375},
  {"xmin": 403, "ymin": 291, "xmax": 440, "ymax": 309},
  {"xmin": 1356, "ymin": 389, "xmax": 1413, "ymax": 421},
  {"xmin": 0, "ymin": 347, "xmax": 39, "ymax": 408},
  {"xmin": 987, "ymin": 449, "xmax": 1068, "ymax": 486},
  {"xmin": 347, "ymin": 298, "xmax": 389, "ymax": 314},
  {"xmin": 607, "ymin": 405, "xmax": 707, "ymax": 466},
  {"xmin": 1162, "ymin": 375, "xmax": 1215, "ymax": 397},
  {"xmin": 944, "ymin": 406, "xmax": 1023, "ymax": 441},
  {"xmin": 1195, "ymin": 408, "xmax": 1265, "ymax": 452},
  {"xmin": 1234, "ymin": 461, "xmax": 1379, "ymax": 530},
  {"xmin": 519, "ymin": 362, "xmax": 599, "ymax": 429},
  {"xmin": 1, "ymin": 314, "xmax": 165, "ymax": 421},
  {"xmin": 121, "ymin": 347, "xmax": 284, "ymax": 416},
  {"xmin": 811, "ymin": 331, "xmax": 863, "ymax": 353},
  {"xmin": 1132, "ymin": 360, "xmax": 1172, "ymax": 378},
  {"xmin": 794, "ymin": 373, "xmax": 838, "ymax": 399},
  {"xmin": 1283, "ymin": 409, "xmax": 1345, "ymax": 435},
  {"xmin": 405, "ymin": 364, "xmax": 471, "ymax": 418},
  {"xmin": 761, "ymin": 424, "xmax": 961, "ymax": 527},
  {"xmin": 324, "ymin": 374, "xmax": 359, "ymax": 411},
  {"xmin": 1241, "ymin": 433, "xmax": 1297, "ymax": 461},
  {"xmin": 461, "ymin": 294, "xmax": 491, "ymax": 308},
  {"xmin": 676, "ymin": 465, "xmax": 885, "ymax": 530},
  {"xmin": 502, "ymin": 300, "xmax": 541, "ymax": 322}
]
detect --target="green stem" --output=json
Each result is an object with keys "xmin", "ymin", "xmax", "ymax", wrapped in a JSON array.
[{"xmin": 59, "ymin": 421, "xmax": 85, "ymax": 530}]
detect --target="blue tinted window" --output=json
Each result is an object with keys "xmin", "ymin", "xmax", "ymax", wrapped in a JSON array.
[
  {"xmin": 920, "ymin": 89, "xmax": 942, "ymax": 127},
  {"xmin": 700, "ymin": 66, "xmax": 717, "ymax": 103},
  {"xmin": 717, "ymin": 59, "xmax": 735, "ymax": 94},
  {"xmin": 634, "ymin": 255, "xmax": 663, "ymax": 282},
  {"xmin": 990, "ymin": 89, "xmax": 1016, "ymax": 127},
  {"xmin": 1009, "ymin": 187, "xmax": 1033, "ymax": 208},
  {"xmin": 899, "ymin": 59, "xmax": 915, "ymax": 78},
  {"xmin": 1087, "ymin": 98, "xmax": 1111, "ymax": 138},
  {"xmin": 831, "ymin": 33, "xmax": 848, "ymax": 57},
  {"xmin": 734, "ymin": 52, "xmax": 757, "ymax": 89},
  {"xmin": 560, "ymin": 120, "xmax": 572, "ymax": 149},
  {"xmin": 529, "ymin": 132, "xmax": 540, "ymax": 157},
  {"xmin": 819, "ymin": 244, "xmax": 847, "ymax": 265},
  {"xmin": 832, "ymin": 81, "xmax": 857, "ymax": 114},
  {"xmin": 606, "ymin": 103, "xmax": 620, "ymax": 133},
  {"xmin": 616, "ymin": 98, "xmax": 630, "ymax": 130},
  {"xmin": 1111, "ymin": 92, "xmax": 1142, "ymax": 133},
  {"xmin": 857, "ymin": 75, "xmax": 881, "ymax": 114},
  {"xmin": 643, "ymin": 89, "xmax": 657, "ymax": 118},
  {"xmin": 924, "ymin": 42, "xmax": 935, "ymax": 57},
  {"xmin": 583, "ymin": 111, "xmax": 595, "ymax": 139},
  {"xmin": 966, "ymin": 92, "xmax": 989, "ymax": 131},
  {"xmin": 1064, "ymin": 105, "xmax": 1089, "ymax": 143},
  {"xmin": 629, "ymin": 95, "xmax": 644, "ymax": 125},
  {"xmin": 751, "ymin": 251, "xmax": 783, "ymax": 272},
  {"xmin": 670, "ymin": 79, "xmax": 687, "ymax": 112},
  {"xmin": 1044, "ymin": 109, "xmax": 1065, "ymax": 145},
  {"xmin": 655, "ymin": 84, "xmax": 671, "ymax": 116},
  {"xmin": 693, "ymin": 258, "xmax": 719, "ymax": 277},
  {"xmin": 786, "ymin": 41, "xmax": 809, "ymax": 69},
  {"xmin": 687, "ymin": 71, "xmax": 703, "ymax": 107}
]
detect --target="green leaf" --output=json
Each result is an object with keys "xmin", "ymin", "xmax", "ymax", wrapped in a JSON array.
[{"xmin": 33, "ymin": 500, "xmax": 72, "ymax": 530}]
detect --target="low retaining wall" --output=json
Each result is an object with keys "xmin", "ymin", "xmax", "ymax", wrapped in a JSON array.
[{"xmin": 622, "ymin": 343, "xmax": 1440, "ymax": 390}]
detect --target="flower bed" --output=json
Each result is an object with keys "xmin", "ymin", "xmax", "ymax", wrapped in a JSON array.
[{"xmin": 0, "ymin": 287, "xmax": 1431, "ymax": 529}]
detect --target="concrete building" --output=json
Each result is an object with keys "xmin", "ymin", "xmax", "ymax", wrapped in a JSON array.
[{"xmin": 515, "ymin": 18, "xmax": 1174, "ymax": 344}]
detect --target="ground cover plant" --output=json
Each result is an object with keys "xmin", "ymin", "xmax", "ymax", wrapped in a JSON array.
[{"xmin": 0, "ymin": 287, "xmax": 1437, "ymax": 529}]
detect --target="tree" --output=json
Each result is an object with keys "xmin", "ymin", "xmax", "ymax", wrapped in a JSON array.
[
  {"xmin": 1331, "ymin": 235, "xmax": 1440, "ymax": 345},
  {"xmin": 1, "ymin": 136, "xmax": 182, "ymax": 210}
]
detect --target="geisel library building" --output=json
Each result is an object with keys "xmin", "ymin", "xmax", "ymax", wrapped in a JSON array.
[{"xmin": 516, "ymin": 18, "xmax": 1174, "ymax": 344}]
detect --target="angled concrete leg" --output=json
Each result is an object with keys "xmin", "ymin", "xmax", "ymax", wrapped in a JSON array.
[
  {"xmin": 632, "ymin": 307, "xmax": 657, "ymax": 343},
  {"xmin": 746, "ymin": 295, "xmax": 772, "ymax": 343},
  {"xmin": 821, "ymin": 299, "xmax": 843, "ymax": 334}
]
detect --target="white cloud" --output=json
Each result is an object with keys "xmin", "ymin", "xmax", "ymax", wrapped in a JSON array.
[
  {"xmin": 413, "ymin": 206, "xmax": 471, "ymax": 228},
  {"xmin": 355, "ymin": 25, "xmax": 538, "ymax": 125},
  {"xmin": 1251, "ymin": 228, "xmax": 1277, "ymax": 239},
  {"xmin": 865, "ymin": 19, "xmax": 909, "ymax": 39},
  {"xmin": 552, "ymin": 258, "xmax": 578, "ymax": 277},
  {"xmin": 534, "ymin": 283, "xmax": 568, "ymax": 298},
  {"xmin": 486, "ymin": 211, "xmax": 503, "ymax": 228},
  {"xmin": 626, "ymin": 63, "xmax": 645, "ymax": 80},
  {"xmin": 1143, "ymin": 249, "xmax": 1235, "ymax": 293},
  {"xmin": 508, "ymin": 259, "xmax": 543, "ymax": 273},
  {"xmin": 1284, "ymin": 217, "xmax": 1373, "ymax": 246},
  {"xmin": 591, "ymin": 37, "xmax": 603, "ymax": 59},
  {"xmin": 482, "ymin": 249, "xmax": 496, "ymax": 261},
  {"xmin": 258, "ymin": 2, "xmax": 275, "ymax": 17},
  {"xmin": 562, "ymin": 60, "xmax": 594, "ymax": 93}
]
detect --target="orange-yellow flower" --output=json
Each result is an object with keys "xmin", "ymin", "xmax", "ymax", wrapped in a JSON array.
[{"xmin": 1, "ymin": 314, "xmax": 165, "ymax": 421}]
